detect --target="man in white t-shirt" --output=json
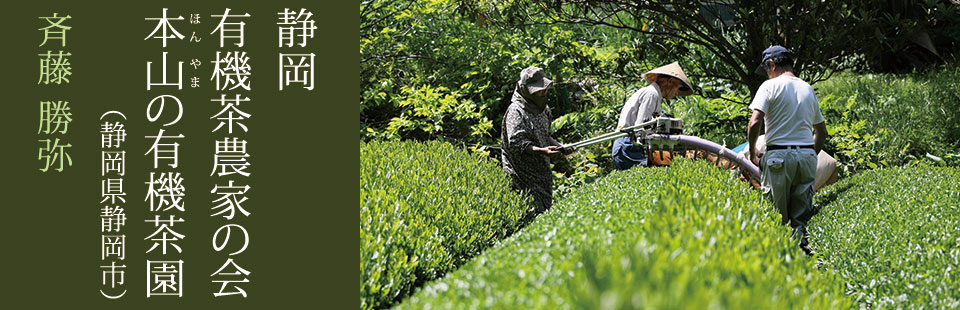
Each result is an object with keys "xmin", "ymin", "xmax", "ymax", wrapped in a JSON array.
[{"xmin": 747, "ymin": 46, "xmax": 827, "ymax": 253}]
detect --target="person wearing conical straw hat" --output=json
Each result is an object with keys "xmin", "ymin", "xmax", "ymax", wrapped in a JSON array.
[{"xmin": 612, "ymin": 62, "xmax": 694, "ymax": 170}]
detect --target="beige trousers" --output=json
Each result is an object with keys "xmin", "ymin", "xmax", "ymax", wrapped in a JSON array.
[{"xmin": 761, "ymin": 148, "xmax": 818, "ymax": 227}]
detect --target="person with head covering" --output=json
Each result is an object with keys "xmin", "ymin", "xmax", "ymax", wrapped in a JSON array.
[
  {"xmin": 612, "ymin": 62, "xmax": 694, "ymax": 170},
  {"xmin": 501, "ymin": 66, "xmax": 574, "ymax": 214},
  {"xmin": 747, "ymin": 45, "xmax": 827, "ymax": 254}
]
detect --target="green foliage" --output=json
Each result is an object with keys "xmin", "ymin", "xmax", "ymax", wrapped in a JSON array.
[
  {"xmin": 360, "ymin": 140, "xmax": 534, "ymax": 310},
  {"xmin": 551, "ymin": 101, "xmax": 620, "ymax": 143},
  {"xmin": 850, "ymin": 0, "xmax": 960, "ymax": 72},
  {"xmin": 472, "ymin": 0, "xmax": 888, "ymax": 95},
  {"xmin": 810, "ymin": 167, "xmax": 960, "ymax": 308},
  {"xmin": 370, "ymin": 85, "xmax": 492, "ymax": 141},
  {"xmin": 361, "ymin": 0, "xmax": 634, "ymax": 146},
  {"xmin": 551, "ymin": 148, "xmax": 604, "ymax": 200},
  {"xmin": 670, "ymin": 92, "xmax": 753, "ymax": 148},
  {"xmin": 816, "ymin": 64, "xmax": 960, "ymax": 176},
  {"xmin": 396, "ymin": 160, "xmax": 851, "ymax": 309},
  {"xmin": 549, "ymin": 97, "xmax": 622, "ymax": 190},
  {"xmin": 361, "ymin": 0, "xmax": 504, "ymax": 145},
  {"xmin": 360, "ymin": 3, "xmax": 960, "ymax": 309}
]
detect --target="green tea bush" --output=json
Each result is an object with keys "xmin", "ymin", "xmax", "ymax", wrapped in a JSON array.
[
  {"xmin": 810, "ymin": 167, "xmax": 960, "ymax": 309},
  {"xmin": 360, "ymin": 140, "xmax": 533, "ymax": 310},
  {"xmin": 397, "ymin": 160, "xmax": 851, "ymax": 309}
]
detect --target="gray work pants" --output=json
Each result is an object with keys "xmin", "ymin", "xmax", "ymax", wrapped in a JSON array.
[{"xmin": 760, "ymin": 148, "xmax": 818, "ymax": 228}]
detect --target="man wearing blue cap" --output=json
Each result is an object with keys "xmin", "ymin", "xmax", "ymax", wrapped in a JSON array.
[{"xmin": 747, "ymin": 46, "xmax": 827, "ymax": 253}]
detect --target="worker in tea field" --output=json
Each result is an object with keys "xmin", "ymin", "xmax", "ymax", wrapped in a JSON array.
[
  {"xmin": 501, "ymin": 66, "xmax": 574, "ymax": 214},
  {"xmin": 613, "ymin": 62, "xmax": 693, "ymax": 170},
  {"xmin": 747, "ymin": 46, "xmax": 828, "ymax": 253}
]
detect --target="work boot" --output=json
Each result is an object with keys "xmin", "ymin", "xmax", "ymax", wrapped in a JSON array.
[{"xmin": 792, "ymin": 224, "xmax": 812, "ymax": 256}]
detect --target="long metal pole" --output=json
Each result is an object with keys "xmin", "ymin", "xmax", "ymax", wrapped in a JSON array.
[{"xmin": 559, "ymin": 119, "xmax": 659, "ymax": 150}]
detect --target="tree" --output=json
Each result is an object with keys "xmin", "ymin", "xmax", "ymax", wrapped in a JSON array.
[
  {"xmin": 360, "ymin": 0, "xmax": 626, "ymax": 145},
  {"xmin": 460, "ymin": 0, "xmax": 909, "ymax": 101},
  {"xmin": 850, "ymin": 0, "xmax": 960, "ymax": 72}
]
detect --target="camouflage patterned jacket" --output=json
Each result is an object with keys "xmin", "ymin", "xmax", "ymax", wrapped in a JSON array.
[{"xmin": 501, "ymin": 87, "xmax": 558, "ymax": 213}]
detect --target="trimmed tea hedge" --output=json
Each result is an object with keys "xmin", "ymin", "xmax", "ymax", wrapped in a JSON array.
[
  {"xmin": 810, "ymin": 167, "xmax": 960, "ymax": 308},
  {"xmin": 397, "ymin": 160, "xmax": 851, "ymax": 309},
  {"xmin": 360, "ymin": 140, "xmax": 533, "ymax": 310}
]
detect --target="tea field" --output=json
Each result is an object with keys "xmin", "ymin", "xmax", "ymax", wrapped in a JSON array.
[
  {"xmin": 810, "ymin": 167, "xmax": 960, "ymax": 308},
  {"xmin": 361, "ymin": 140, "xmax": 960, "ymax": 309},
  {"xmin": 394, "ymin": 159, "xmax": 851, "ymax": 309},
  {"xmin": 360, "ymin": 140, "xmax": 534, "ymax": 310}
]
